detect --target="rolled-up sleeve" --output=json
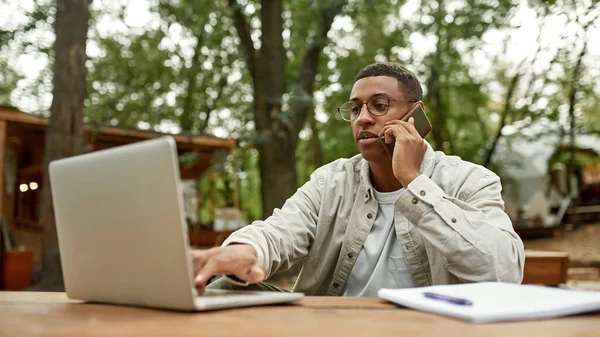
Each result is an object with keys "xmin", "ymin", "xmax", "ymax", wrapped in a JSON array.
[
  {"xmin": 222, "ymin": 172, "xmax": 323, "ymax": 278},
  {"xmin": 396, "ymin": 172, "xmax": 524, "ymax": 283}
]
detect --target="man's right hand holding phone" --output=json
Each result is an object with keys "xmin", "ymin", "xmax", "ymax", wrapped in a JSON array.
[{"xmin": 379, "ymin": 117, "xmax": 427, "ymax": 187}]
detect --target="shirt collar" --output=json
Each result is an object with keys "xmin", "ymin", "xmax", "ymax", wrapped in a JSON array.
[{"xmin": 359, "ymin": 140, "xmax": 436, "ymax": 201}]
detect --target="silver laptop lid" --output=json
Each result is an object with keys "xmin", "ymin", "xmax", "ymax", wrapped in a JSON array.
[{"xmin": 49, "ymin": 136, "xmax": 196, "ymax": 310}]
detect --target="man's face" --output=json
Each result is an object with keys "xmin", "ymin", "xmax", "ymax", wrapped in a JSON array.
[{"xmin": 350, "ymin": 76, "xmax": 414, "ymax": 162}]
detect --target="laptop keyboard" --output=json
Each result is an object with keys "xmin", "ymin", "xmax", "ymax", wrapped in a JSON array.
[
  {"xmin": 200, "ymin": 290, "xmax": 261, "ymax": 297},
  {"xmin": 194, "ymin": 289, "xmax": 293, "ymax": 309}
]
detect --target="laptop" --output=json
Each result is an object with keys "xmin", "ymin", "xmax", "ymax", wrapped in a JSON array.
[{"xmin": 49, "ymin": 136, "xmax": 303, "ymax": 311}]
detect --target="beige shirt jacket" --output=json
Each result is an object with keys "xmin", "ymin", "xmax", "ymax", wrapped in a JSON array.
[{"xmin": 223, "ymin": 142, "xmax": 525, "ymax": 296}]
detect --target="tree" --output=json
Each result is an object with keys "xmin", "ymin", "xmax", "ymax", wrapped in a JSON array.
[
  {"xmin": 35, "ymin": 0, "xmax": 91, "ymax": 291},
  {"xmin": 0, "ymin": 58, "xmax": 20, "ymax": 105},
  {"xmin": 565, "ymin": 1, "xmax": 598, "ymax": 196},
  {"xmin": 85, "ymin": 0, "xmax": 244, "ymax": 134},
  {"xmin": 483, "ymin": 0, "xmax": 600, "ymax": 173},
  {"xmin": 227, "ymin": 0, "xmax": 345, "ymax": 217},
  {"xmin": 0, "ymin": 1, "xmax": 56, "ymax": 113},
  {"xmin": 5, "ymin": 0, "xmax": 598, "ymax": 225},
  {"xmin": 415, "ymin": 0, "xmax": 516, "ymax": 153},
  {"xmin": 482, "ymin": 9, "xmax": 548, "ymax": 168}
]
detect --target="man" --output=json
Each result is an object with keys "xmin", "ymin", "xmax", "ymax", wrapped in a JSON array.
[{"xmin": 191, "ymin": 63, "xmax": 524, "ymax": 296}]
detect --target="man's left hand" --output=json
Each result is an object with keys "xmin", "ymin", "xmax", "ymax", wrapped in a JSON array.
[{"xmin": 379, "ymin": 117, "xmax": 427, "ymax": 187}]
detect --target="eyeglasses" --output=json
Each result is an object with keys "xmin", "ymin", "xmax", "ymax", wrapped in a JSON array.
[{"xmin": 337, "ymin": 95, "xmax": 417, "ymax": 122}]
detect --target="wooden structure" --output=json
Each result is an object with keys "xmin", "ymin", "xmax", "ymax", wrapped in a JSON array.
[
  {"xmin": 522, "ymin": 250, "xmax": 569, "ymax": 286},
  {"xmin": 2, "ymin": 292, "xmax": 600, "ymax": 336},
  {"xmin": 0, "ymin": 106, "xmax": 237, "ymax": 277}
]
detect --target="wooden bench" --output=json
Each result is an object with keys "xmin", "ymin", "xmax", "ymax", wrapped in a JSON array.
[
  {"xmin": 568, "ymin": 205, "xmax": 600, "ymax": 223},
  {"xmin": 522, "ymin": 250, "xmax": 569, "ymax": 286}
]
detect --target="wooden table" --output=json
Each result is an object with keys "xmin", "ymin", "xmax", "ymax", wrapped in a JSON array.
[{"xmin": 1, "ymin": 292, "xmax": 599, "ymax": 337}]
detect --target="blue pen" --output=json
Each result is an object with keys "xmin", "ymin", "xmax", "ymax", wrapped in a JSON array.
[{"xmin": 423, "ymin": 292, "xmax": 473, "ymax": 306}]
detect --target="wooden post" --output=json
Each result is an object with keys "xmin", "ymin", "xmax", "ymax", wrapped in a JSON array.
[
  {"xmin": 231, "ymin": 148, "xmax": 240, "ymax": 210},
  {"xmin": 0, "ymin": 120, "xmax": 6, "ymax": 290},
  {"xmin": 0, "ymin": 120, "xmax": 7, "ymax": 218}
]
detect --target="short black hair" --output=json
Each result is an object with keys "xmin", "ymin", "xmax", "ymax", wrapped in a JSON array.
[{"xmin": 355, "ymin": 63, "xmax": 423, "ymax": 101}]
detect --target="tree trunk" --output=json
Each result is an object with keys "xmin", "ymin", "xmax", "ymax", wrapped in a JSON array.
[
  {"xmin": 309, "ymin": 113, "xmax": 324, "ymax": 168},
  {"xmin": 429, "ymin": 66, "xmax": 443, "ymax": 151},
  {"xmin": 565, "ymin": 3, "xmax": 597, "ymax": 197},
  {"xmin": 482, "ymin": 20, "xmax": 548, "ymax": 168},
  {"xmin": 482, "ymin": 73, "xmax": 520, "ymax": 168},
  {"xmin": 180, "ymin": 34, "xmax": 204, "ymax": 131},
  {"xmin": 566, "ymin": 40, "xmax": 587, "ymax": 197},
  {"xmin": 429, "ymin": 1, "xmax": 444, "ymax": 151},
  {"xmin": 228, "ymin": 0, "xmax": 343, "ymax": 218},
  {"xmin": 253, "ymin": 0, "xmax": 290, "ymax": 217},
  {"xmin": 257, "ymin": 139, "xmax": 298, "ymax": 218},
  {"xmin": 34, "ymin": 0, "xmax": 90, "ymax": 291}
]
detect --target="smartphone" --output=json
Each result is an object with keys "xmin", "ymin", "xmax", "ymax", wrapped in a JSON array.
[{"xmin": 381, "ymin": 104, "xmax": 433, "ymax": 158}]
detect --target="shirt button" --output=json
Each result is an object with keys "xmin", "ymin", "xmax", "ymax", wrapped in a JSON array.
[
  {"xmin": 420, "ymin": 190, "xmax": 426, "ymax": 196},
  {"xmin": 451, "ymin": 218, "xmax": 457, "ymax": 223},
  {"xmin": 412, "ymin": 198, "xmax": 418, "ymax": 204},
  {"xmin": 364, "ymin": 193, "xmax": 369, "ymax": 199},
  {"xmin": 333, "ymin": 283, "xmax": 339, "ymax": 288},
  {"xmin": 347, "ymin": 252, "xmax": 353, "ymax": 258},
  {"xmin": 367, "ymin": 213, "xmax": 373, "ymax": 219},
  {"xmin": 404, "ymin": 244, "xmax": 411, "ymax": 251}
]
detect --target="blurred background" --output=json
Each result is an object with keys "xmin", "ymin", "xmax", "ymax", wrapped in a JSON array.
[{"xmin": 0, "ymin": 0, "xmax": 599, "ymax": 291}]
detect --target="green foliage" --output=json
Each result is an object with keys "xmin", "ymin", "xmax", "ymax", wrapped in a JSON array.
[
  {"xmin": 549, "ymin": 150, "xmax": 600, "ymax": 167},
  {"xmin": 2, "ymin": 0, "xmax": 599, "ymax": 221},
  {"xmin": 0, "ymin": 0, "xmax": 55, "ymax": 112},
  {"xmin": 85, "ymin": 0, "xmax": 252, "ymax": 133},
  {"xmin": 0, "ymin": 57, "xmax": 20, "ymax": 105}
]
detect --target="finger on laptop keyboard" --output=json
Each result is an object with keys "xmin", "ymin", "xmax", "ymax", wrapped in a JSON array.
[
  {"xmin": 226, "ymin": 265, "xmax": 266, "ymax": 286},
  {"xmin": 190, "ymin": 248, "xmax": 218, "ymax": 276},
  {"xmin": 189, "ymin": 250, "xmax": 203, "ymax": 276},
  {"xmin": 245, "ymin": 265, "xmax": 266, "ymax": 283},
  {"xmin": 194, "ymin": 247, "xmax": 264, "ymax": 287},
  {"xmin": 195, "ymin": 257, "xmax": 229, "ymax": 286}
]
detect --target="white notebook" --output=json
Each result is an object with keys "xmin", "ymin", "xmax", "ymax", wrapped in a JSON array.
[{"xmin": 378, "ymin": 282, "xmax": 600, "ymax": 323}]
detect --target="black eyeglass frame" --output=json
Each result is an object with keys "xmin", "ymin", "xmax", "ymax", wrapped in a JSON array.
[{"xmin": 337, "ymin": 95, "xmax": 418, "ymax": 121}]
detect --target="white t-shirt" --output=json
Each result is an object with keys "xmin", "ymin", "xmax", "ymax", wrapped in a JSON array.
[{"xmin": 341, "ymin": 188, "xmax": 415, "ymax": 296}]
